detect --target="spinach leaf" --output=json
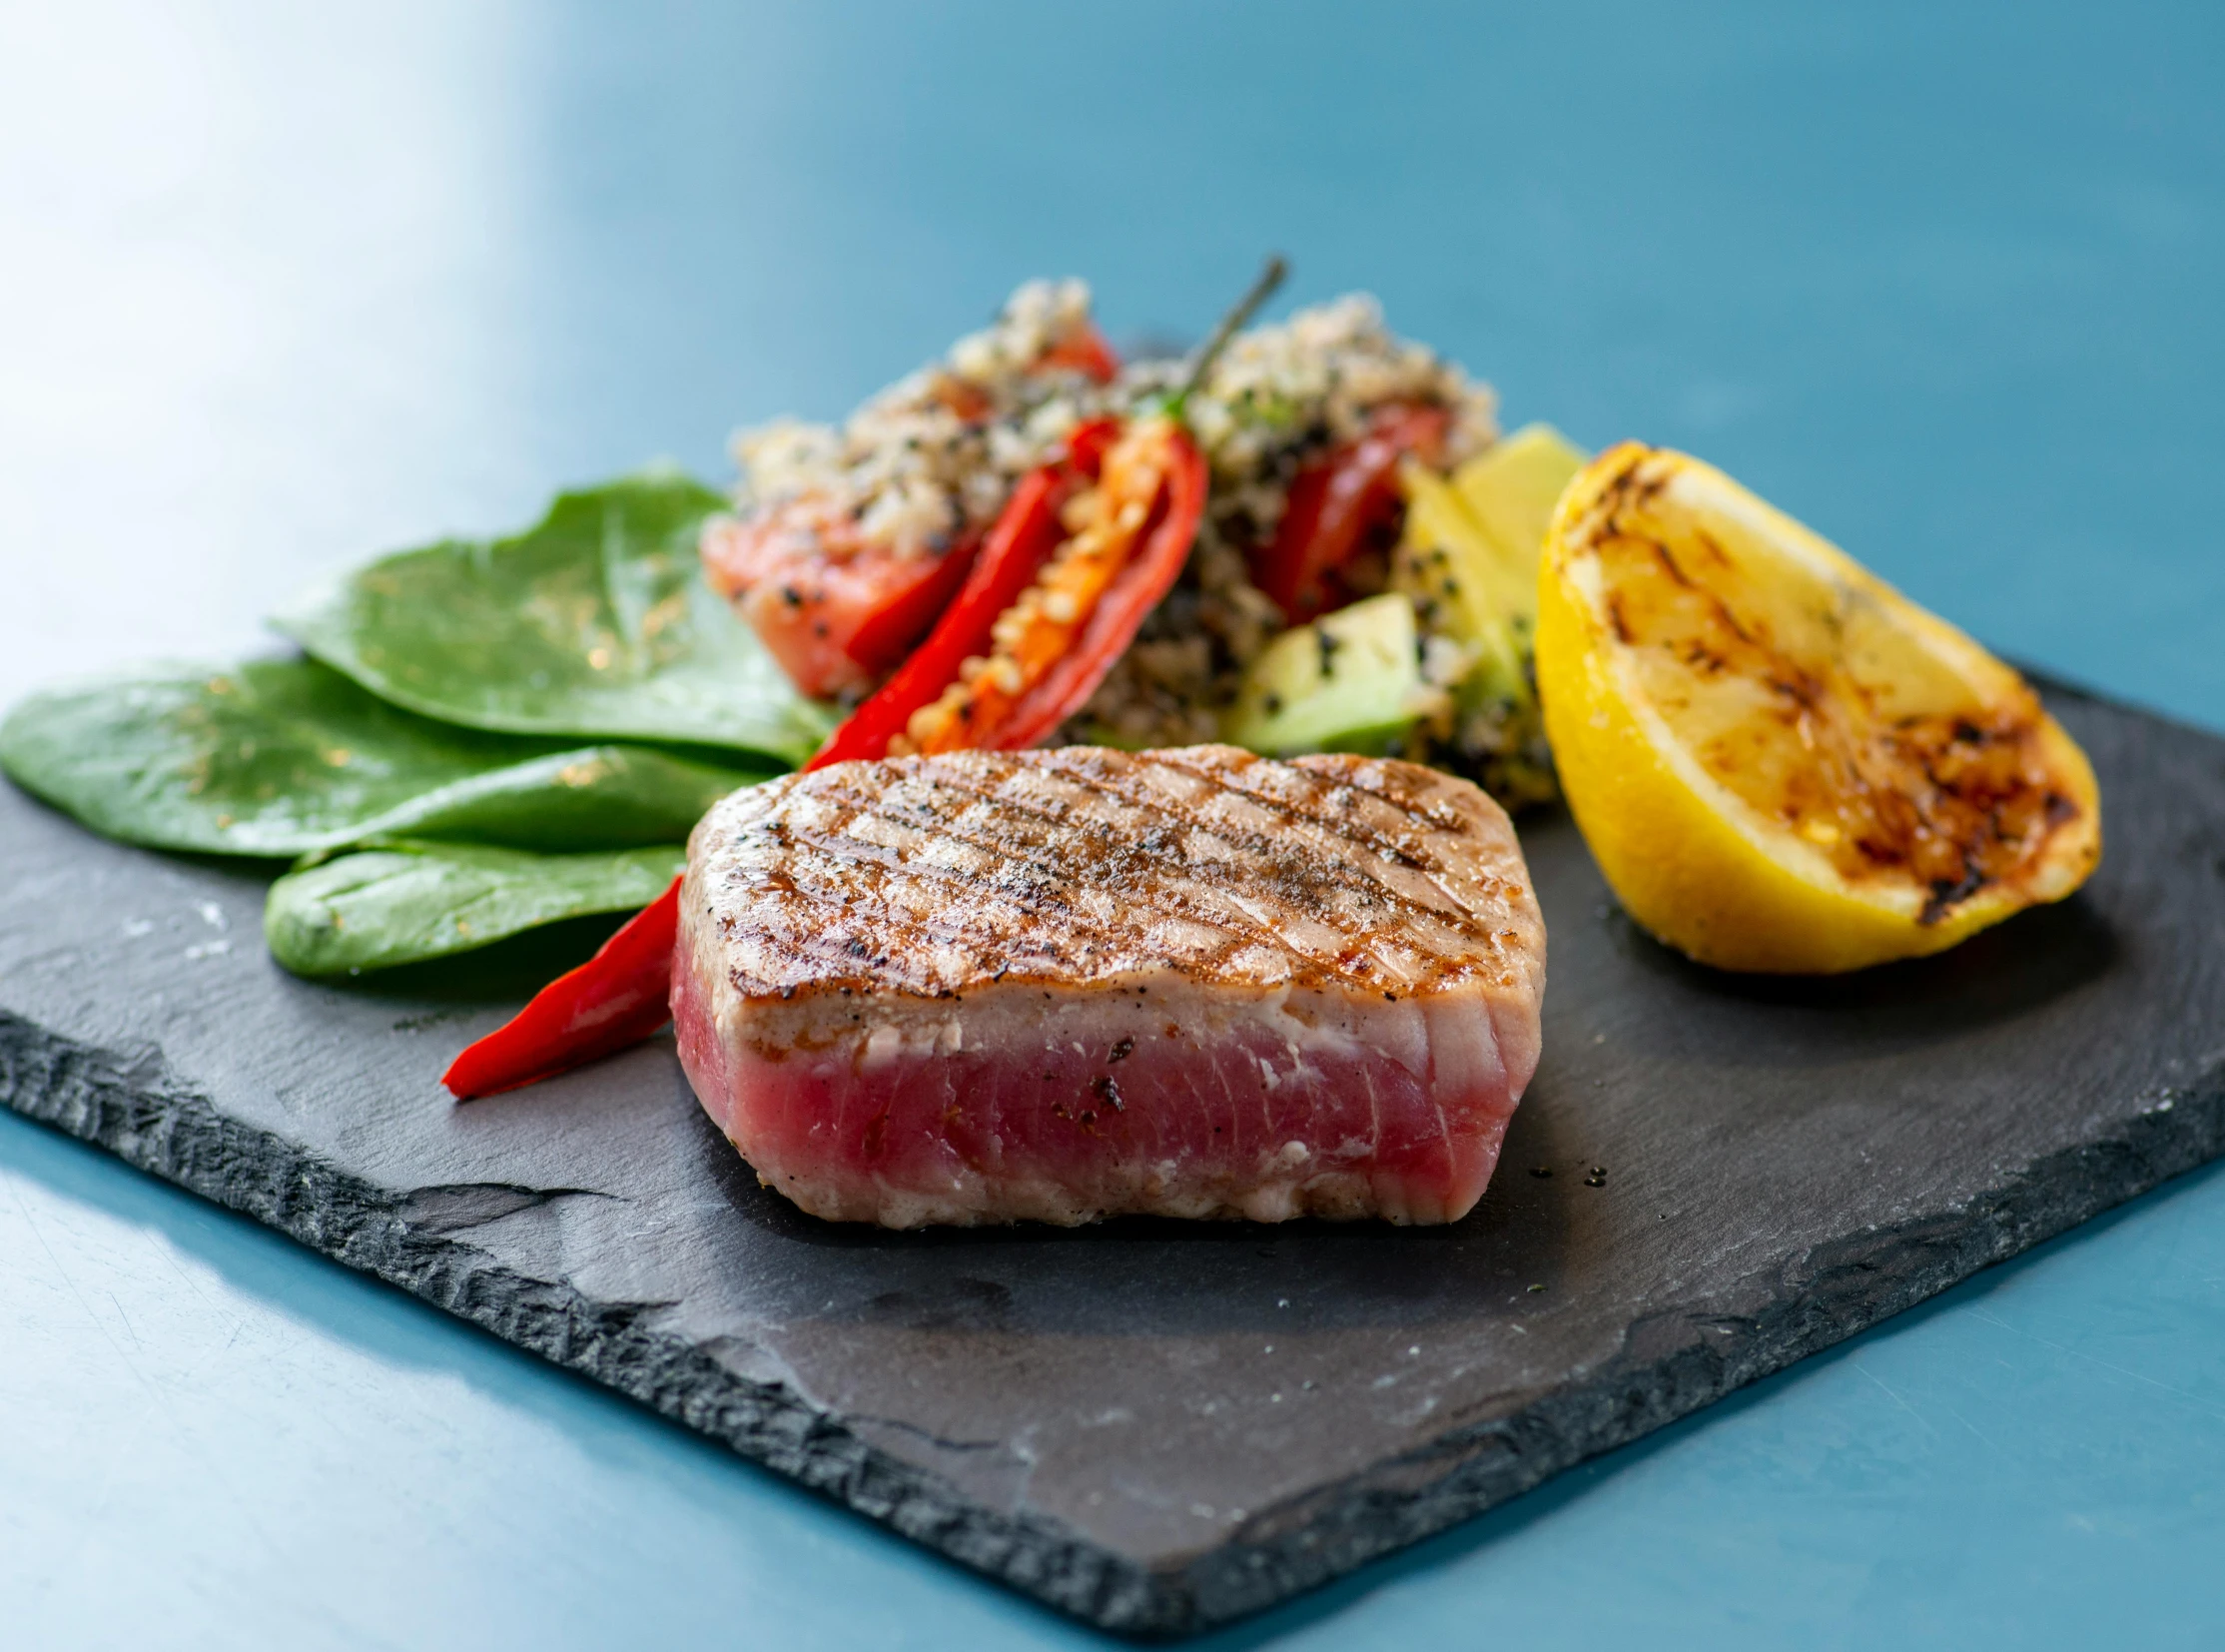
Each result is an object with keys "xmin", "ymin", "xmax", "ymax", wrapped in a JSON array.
[
  {"xmin": 266, "ymin": 840, "xmax": 684, "ymax": 976},
  {"xmin": 0, "ymin": 657, "xmax": 766, "ymax": 856},
  {"xmin": 271, "ymin": 468, "xmax": 835, "ymax": 762}
]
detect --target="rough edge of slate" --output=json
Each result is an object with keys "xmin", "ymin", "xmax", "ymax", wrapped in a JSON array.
[{"xmin": 6, "ymin": 1003, "xmax": 2223, "ymax": 1637}]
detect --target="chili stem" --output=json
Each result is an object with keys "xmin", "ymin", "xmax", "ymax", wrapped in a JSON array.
[{"xmin": 1166, "ymin": 254, "xmax": 1288, "ymax": 419}]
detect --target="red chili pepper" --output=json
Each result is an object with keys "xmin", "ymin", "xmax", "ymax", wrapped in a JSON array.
[
  {"xmin": 805, "ymin": 464, "xmax": 1072, "ymax": 770},
  {"xmin": 990, "ymin": 428, "xmax": 1205, "ymax": 750},
  {"xmin": 441, "ymin": 876, "xmax": 683, "ymax": 1100},
  {"xmin": 806, "ymin": 417, "xmax": 1205, "ymax": 766},
  {"xmin": 1063, "ymin": 413, "xmax": 1122, "ymax": 474},
  {"xmin": 1251, "ymin": 402, "xmax": 1451, "ymax": 624}
]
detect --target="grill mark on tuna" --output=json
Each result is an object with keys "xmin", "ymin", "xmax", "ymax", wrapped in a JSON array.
[
  {"xmin": 793, "ymin": 775, "xmax": 1299, "ymax": 959},
  {"xmin": 1039, "ymin": 770, "xmax": 1491, "ymax": 967},
  {"xmin": 730, "ymin": 852, "xmax": 1211, "ymax": 992},
  {"xmin": 838, "ymin": 762, "xmax": 1485, "ymax": 977},
  {"xmin": 1290, "ymin": 761, "xmax": 1497, "ymax": 857},
  {"xmin": 1075, "ymin": 745, "xmax": 1451, "ymax": 875},
  {"xmin": 702, "ymin": 748, "xmax": 1538, "ymax": 1001},
  {"xmin": 1042, "ymin": 757, "xmax": 1444, "ymax": 905},
  {"xmin": 1158, "ymin": 747, "xmax": 1469, "ymax": 859},
  {"xmin": 1147, "ymin": 763, "xmax": 1512, "ymax": 939},
  {"xmin": 923, "ymin": 754, "xmax": 1472, "ymax": 936},
  {"xmin": 1307, "ymin": 759, "xmax": 1490, "ymax": 837},
  {"xmin": 715, "ymin": 796, "xmax": 1272, "ymax": 992},
  {"xmin": 752, "ymin": 802, "xmax": 1333, "ymax": 992},
  {"xmin": 826, "ymin": 767, "xmax": 1407, "ymax": 944},
  {"xmin": 1155, "ymin": 750, "xmax": 1448, "ymax": 872},
  {"xmin": 1092, "ymin": 751, "xmax": 1497, "ymax": 926}
]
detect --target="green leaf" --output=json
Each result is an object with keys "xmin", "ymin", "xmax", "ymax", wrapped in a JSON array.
[
  {"xmin": 0, "ymin": 656, "xmax": 767, "ymax": 856},
  {"xmin": 271, "ymin": 468, "xmax": 836, "ymax": 763},
  {"xmin": 266, "ymin": 840, "xmax": 684, "ymax": 976}
]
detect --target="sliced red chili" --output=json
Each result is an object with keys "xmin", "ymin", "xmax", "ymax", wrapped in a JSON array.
[
  {"xmin": 990, "ymin": 428, "xmax": 1206, "ymax": 750},
  {"xmin": 1251, "ymin": 402, "xmax": 1451, "ymax": 624},
  {"xmin": 1063, "ymin": 413, "xmax": 1122, "ymax": 475},
  {"xmin": 807, "ymin": 418, "xmax": 1206, "ymax": 765},
  {"xmin": 806, "ymin": 464, "xmax": 1073, "ymax": 770},
  {"xmin": 442, "ymin": 876, "xmax": 682, "ymax": 1101}
]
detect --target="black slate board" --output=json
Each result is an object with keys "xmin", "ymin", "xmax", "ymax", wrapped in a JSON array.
[{"xmin": 4, "ymin": 681, "xmax": 2224, "ymax": 1636}]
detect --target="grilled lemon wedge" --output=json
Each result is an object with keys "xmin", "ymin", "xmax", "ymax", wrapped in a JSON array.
[{"xmin": 1536, "ymin": 443, "xmax": 2100, "ymax": 973}]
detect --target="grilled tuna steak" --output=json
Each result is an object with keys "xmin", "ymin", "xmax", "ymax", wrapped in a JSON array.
[{"xmin": 673, "ymin": 745, "xmax": 1546, "ymax": 1227}]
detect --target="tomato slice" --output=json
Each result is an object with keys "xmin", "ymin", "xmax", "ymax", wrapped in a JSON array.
[
  {"xmin": 1035, "ymin": 320, "xmax": 1121, "ymax": 385},
  {"xmin": 1251, "ymin": 403, "xmax": 1451, "ymax": 624},
  {"xmin": 701, "ymin": 510, "xmax": 979, "ymax": 700}
]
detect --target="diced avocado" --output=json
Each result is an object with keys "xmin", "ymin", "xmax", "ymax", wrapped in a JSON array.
[
  {"xmin": 1394, "ymin": 422, "xmax": 1590, "ymax": 705},
  {"xmin": 1387, "ymin": 424, "xmax": 1587, "ymax": 808},
  {"xmin": 1393, "ymin": 463, "xmax": 1528, "ymax": 667},
  {"xmin": 1451, "ymin": 422, "xmax": 1588, "ymax": 581},
  {"xmin": 1223, "ymin": 593, "xmax": 1423, "ymax": 757}
]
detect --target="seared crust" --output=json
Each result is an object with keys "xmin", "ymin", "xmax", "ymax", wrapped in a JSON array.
[
  {"xmin": 677, "ymin": 746, "xmax": 1546, "ymax": 1227},
  {"xmin": 685, "ymin": 744, "xmax": 1543, "ymax": 1006}
]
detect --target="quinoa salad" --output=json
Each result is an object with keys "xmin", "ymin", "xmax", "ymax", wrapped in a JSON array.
[
  {"xmin": 729, "ymin": 280, "xmax": 1117, "ymax": 564},
  {"xmin": 711, "ymin": 276, "xmax": 1572, "ymax": 808}
]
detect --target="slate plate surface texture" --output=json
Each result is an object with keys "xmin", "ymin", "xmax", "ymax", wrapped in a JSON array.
[{"xmin": 3, "ymin": 683, "xmax": 2222, "ymax": 1636}]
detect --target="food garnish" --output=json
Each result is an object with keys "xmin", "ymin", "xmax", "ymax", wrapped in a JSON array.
[
  {"xmin": 268, "ymin": 841, "xmax": 685, "ymax": 979},
  {"xmin": 1221, "ymin": 590, "xmax": 1424, "ymax": 756},
  {"xmin": 714, "ymin": 276, "xmax": 1532, "ymax": 789},
  {"xmin": 441, "ymin": 875, "xmax": 684, "ymax": 1099},
  {"xmin": 807, "ymin": 258, "xmax": 1284, "ymax": 768},
  {"xmin": 275, "ymin": 471, "xmax": 830, "ymax": 762},
  {"xmin": 670, "ymin": 746, "xmax": 1545, "ymax": 1227},
  {"xmin": 0, "ymin": 657, "xmax": 765, "ymax": 856},
  {"xmin": 1536, "ymin": 442, "xmax": 2101, "ymax": 972},
  {"xmin": 1391, "ymin": 422, "xmax": 1587, "ymax": 806}
]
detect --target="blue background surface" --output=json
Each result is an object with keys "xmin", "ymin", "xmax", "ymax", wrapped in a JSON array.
[{"xmin": 2, "ymin": 2, "xmax": 2221, "ymax": 1645}]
